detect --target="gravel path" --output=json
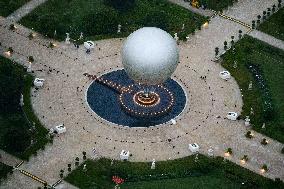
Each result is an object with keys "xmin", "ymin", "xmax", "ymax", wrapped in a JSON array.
[
  {"xmin": 249, "ymin": 30, "xmax": 284, "ymax": 50},
  {"xmin": 6, "ymin": 0, "xmax": 48, "ymax": 22},
  {"xmin": 0, "ymin": 0, "xmax": 284, "ymax": 188}
]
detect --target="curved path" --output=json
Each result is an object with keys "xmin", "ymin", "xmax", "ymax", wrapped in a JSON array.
[{"xmin": 0, "ymin": 0, "xmax": 283, "ymax": 188}]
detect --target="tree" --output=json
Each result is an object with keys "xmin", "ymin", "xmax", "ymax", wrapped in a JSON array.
[
  {"xmin": 104, "ymin": 0, "xmax": 135, "ymax": 11},
  {"xmin": 83, "ymin": 9, "xmax": 118, "ymax": 36},
  {"xmin": 142, "ymin": 11, "xmax": 169, "ymax": 31}
]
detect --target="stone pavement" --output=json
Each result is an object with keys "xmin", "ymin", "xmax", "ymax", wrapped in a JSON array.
[
  {"xmin": 6, "ymin": 0, "xmax": 48, "ymax": 22},
  {"xmin": 0, "ymin": 150, "xmax": 22, "ymax": 167},
  {"xmin": 249, "ymin": 30, "xmax": 284, "ymax": 50},
  {"xmin": 0, "ymin": 0, "xmax": 284, "ymax": 189}
]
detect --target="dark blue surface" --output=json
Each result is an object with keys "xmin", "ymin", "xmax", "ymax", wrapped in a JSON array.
[{"xmin": 86, "ymin": 70, "xmax": 186, "ymax": 127}]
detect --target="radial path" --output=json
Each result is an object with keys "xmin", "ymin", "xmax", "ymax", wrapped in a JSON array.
[{"xmin": 0, "ymin": 0, "xmax": 283, "ymax": 188}]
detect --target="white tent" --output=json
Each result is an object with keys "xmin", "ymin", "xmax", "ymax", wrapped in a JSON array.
[
  {"xmin": 84, "ymin": 41, "xmax": 95, "ymax": 49},
  {"xmin": 219, "ymin": 71, "xmax": 231, "ymax": 80},
  {"xmin": 120, "ymin": 150, "xmax": 130, "ymax": 160},
  {"xmin": 34, "ymin": 78, "xmax": 45, "ymax": 87},
  {"xmin": 226, "ymin": 112, "xmax": 238, "ymax": 121},
  {"xmin": 188, "ymin": 143, "xmax": 199, "ymax": 153}
]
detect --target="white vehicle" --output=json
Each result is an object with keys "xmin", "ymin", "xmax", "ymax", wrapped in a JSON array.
[
  {"xmin": 120, "ymin": 150, "xmax": 130, "ymax": 160},
  {"xmin": 219, "ymin": 71, "xmax": 231, "ymax": 80},
  {"xmin": 54, "ymin": 124, "xmax": 66, "ymax": 134},
  {"xmin": 226, "ymin": 112, "xmax": 238, "ymax": 121},
  {"xmin": 34, "ymin": 78, "xmax": 45, "ymax": 87},
  {"xmin": 171, "ymin": 119, "xmax": 176, "ymax": 125},
  {"xmin": 84, "ymin": 41, "xmax": 95, "ymax": 49},
  {"xmin": 188, "ymin": 143, "xmax": 200, "ymax": 153}
]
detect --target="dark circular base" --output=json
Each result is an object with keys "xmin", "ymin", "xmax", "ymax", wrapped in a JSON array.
[{"xmin": 86, "ymin": 70, "xmax": 187, "ymax": 127}]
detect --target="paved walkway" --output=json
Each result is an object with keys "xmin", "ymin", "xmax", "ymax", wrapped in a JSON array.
[
  {"xmin": 249, "ymin": 30, "xmax": 284, "ymax": 50},
  {"xmin": 0, "ymin": 150, "xmax": 22, "ymax": 167},
  {"xmin": 6, "ymin": 0, "xmax": 48, "ymax": 22},
  {"xmin": 0, "ymin": 0, "xmax": 283, "ymax": 189}
]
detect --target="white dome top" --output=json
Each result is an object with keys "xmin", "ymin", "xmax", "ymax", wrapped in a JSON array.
[{"xmin": 122, "ymin": 27, "xmax": 179, "ymax": 85}]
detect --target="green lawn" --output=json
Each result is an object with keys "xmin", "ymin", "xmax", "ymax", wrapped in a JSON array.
[
  {"xmin": 0, "ymin": 0, "xmax": 30, "ymax": 17},
  {"xmin": 19, "ymin": 0, "xmax": 206, "ymax": 41},
  {"xmin": 221, "ymin": 36, "xmax": 284, "ymax": 143},
  {"xmin": 0, "ymin": 56, "xmax": 50, "ymax": 160},
  {"xmin": 0, "ymin": 162, "xmax": 13, "ymax": 184},
  {"xmin": 65, "ymin": 155, "xmax": 283, "ymax": 189},
  {"xmin": 258, "ymin": 7, "xmax": 284, "ymax": 41}
]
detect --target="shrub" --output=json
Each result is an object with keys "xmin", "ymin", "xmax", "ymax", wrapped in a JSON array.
[
  {"xmin": 245, "ymin": 131, "xmax": 253, "ymax": 138},
  {"xmin": 261, "ymin": 138, "xmax": 268, "ymax": 145},
  {"xmin": 28, "ymin": 56, "xmax": 34, "ymax": 63},
  {"xmin": 226, "ymin": 148, "xmax": 232, "ymax": 154}
]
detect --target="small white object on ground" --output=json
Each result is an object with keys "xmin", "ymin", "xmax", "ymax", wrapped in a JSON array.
[
  {"xmin": 84, "ymin": 41, "xmax": 95, "ymax": 49},
  {"xmin": 226, "ymin": 112, "xmax": 238, "ymax": 121},
  {"xmin": 120, "ymin": 150, "xmax": 130, "ymax": 160},
  {"xmin": 188, "ymin": 143, "xmax": 200, "ymax": 153},
  {"xmin": 34, "ymin": 78, "xmax": 45, "ymax": 87},
  {"xmin": 219, "ymin": 71, "xmax": 231, "ymax": 80}
]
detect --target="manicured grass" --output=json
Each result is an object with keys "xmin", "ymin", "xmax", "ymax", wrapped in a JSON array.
[
  {"xmin": 0, "ymin": 56, "xmax": 50, "ymax": 160},
  {"xmin": 199, "ymin": 0, "xmax": 235, "ymax": 11},
  {"xmin": 258, "ymin": 7, "xmax": 284, "ymax": 41},
  {"xmin": 221, "ymin": 35, "xmax": 284, "ymax": 143},
  {"xmin": 65, "ymin": 155, "xmax": 283, "ymax": 189},
  {"xmin": 19, "ymin": 0, "xmax": 206, "ymax": 41},
  {"xmin": 0, "ymin": 163, "xmax": 13, "ymax": 184},
  {"xmin": 0, "ymin": 0, "xmax": 30, "ymax": 17}
]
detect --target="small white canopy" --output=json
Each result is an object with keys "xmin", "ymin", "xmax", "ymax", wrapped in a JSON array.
[
  {"xmin": 120, "ymin": 150, "xmax": 130, "ymax": 160},
  {"xmin": 34, "ymin": 78, "xmax": 45, "ymax": 87},
  {"xmin": 219, "ymin": 71, "xmax": 231, "ymax": 80},
  {"xmin": 84, "ymin": 41, "xmax": 95, "ymax": 49},
  {"xmin": 54, "ymin": 124, "xmax": 66, "ymax": 134},
  {"xmin": 188, "ymin": 143, "xmax": 200, "ymax": 153},
  {"xmin": 226, "ymin": 112, "xmax": 238, "ymax": 120}
]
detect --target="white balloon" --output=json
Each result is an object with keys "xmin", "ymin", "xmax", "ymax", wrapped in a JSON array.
[{"xmin": 122, "ymin": 27, "xmax": 179, "ymax": 85}]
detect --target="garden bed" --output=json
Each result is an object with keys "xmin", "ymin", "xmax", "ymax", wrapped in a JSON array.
[
  {"xmin": 65, "ymin": 155, "xmax": 283, "ymax": 189},
  {"xmin": 221, "ymin": 35, "xmax": 284, "ymax": 143},
  {"xmin": 258, "ymin": 7, "xmax": 284, "ymax": 41},
  {"xmin": 0, "ymin": 56, "xmax": 50, "ymax": 160}
]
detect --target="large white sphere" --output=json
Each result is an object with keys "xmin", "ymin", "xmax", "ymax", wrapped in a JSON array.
[{"xmin": 122, "ymin": 27, "xmax": 179, "ymax": 85}]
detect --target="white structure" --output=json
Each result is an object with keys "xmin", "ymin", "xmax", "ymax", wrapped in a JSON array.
[
  {"xmin": 174, "ymin": 33, "xmax": 179, "ymax": 42},
  {"xmin": 120, "ymin": 150, "xmax": 130, "ymax": 160},
  {"xmin": 245, "ymin": 116, "xmax": 250, "ymax": 127},
  {"xmin": 226, "ymin": 112, "xmax": 238, "ymax": 121},
  {"xmin": 84, "ymin": 41, "xmax": 95, "ymax": 50},
  {"xmin": 79, "ymin": 32, "xmax": 83, "ymax": 40},
  {"xmin": 219, "ymin": 71, "xmax": 231, "ymax": 80},
  {"xmin": 19, "ymin": 94, "xmax": 24, "ymax": 106},
  {"xmin": 208, "ymin": 148, "xmax": 214, "ymax": 157},
  {"xmin": 65, "ymin": 33, "xmax": 70, "ymax": 44},
  {"xmin": 34, "ymin": 78, "xmax": 45, "ymax": 87},
  {"xmin": 248, "ymin": 81, "xmax": 252, "ymax": 90},
  {"xmin": 117, "ymin": 24, "xmax": 122, "ymax": 33},
  {"xmin": 27, "ymin": 62, "xmax": 32, "ymax": 73},
  {"xmin": 54, "ymin": 124, "xmax": 66, "ymax": 134},
  {"xmin": 151, "ymin": 159, "xmax": 156, "ymax": 169},
  {"xmin": 188, "ymin": 143, "xmax": 200, "ymax": 153},
  {"xmin": 122, "ymin": 27, "xmax": 179, "ymax": 85},
  {"xmin": 171, "ymin": 119, "xmax": 176, "ymax": 125}
]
